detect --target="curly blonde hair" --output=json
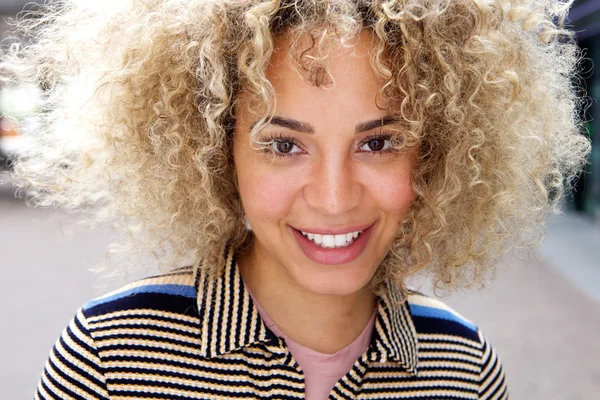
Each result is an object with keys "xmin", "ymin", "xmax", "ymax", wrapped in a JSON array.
[{"xmin": 3, "ymin": 0, "xmax": 590, "ymax": 295}]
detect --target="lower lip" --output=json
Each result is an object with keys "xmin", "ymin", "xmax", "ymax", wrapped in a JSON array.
[{"xmin": 290, "ymin": 223, "xmax": 374, "ymax": 265}]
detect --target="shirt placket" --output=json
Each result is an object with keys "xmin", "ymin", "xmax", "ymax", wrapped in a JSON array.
[
  {"xmin": 327, "ymin": 352, "xmax": 371, "ymax": 399},
  {"xmin": 260, "ymin": 337, "xmax": 306, "ymax": 399}
]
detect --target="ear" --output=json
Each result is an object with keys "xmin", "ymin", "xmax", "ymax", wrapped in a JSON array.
[
  {"xmin": 243, "ymin": 215, "xmax": 252, "ymax": 231},
  {"xmin": 230, "ymin": 160, "xmax": 240, "ymax": 193}
]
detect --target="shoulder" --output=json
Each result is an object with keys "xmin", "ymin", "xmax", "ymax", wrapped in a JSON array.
[
  {"xmin": 81, "ymin": 267, "xmax": 199, "ymax": 321},
  {"xmin": 405, "ymin": 292, "xmax": 508, "ymax": 396},
  {"xmin": 405, "ymin": 292, "xmax": 481, "ymax": 344}
]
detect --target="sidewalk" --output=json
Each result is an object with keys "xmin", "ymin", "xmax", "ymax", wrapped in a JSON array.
[
  {"xmin": 411, "ymin": 213, "xmax": 600, "ymax": 399},
  {"xmin": 540, "ymin": 212, "xmax": 600, "ymax": 304}
]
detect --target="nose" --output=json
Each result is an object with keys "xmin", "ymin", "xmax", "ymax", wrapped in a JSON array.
[{"xmin": 303, "ymin": 154, "xmax": 362, "ymax": 216}]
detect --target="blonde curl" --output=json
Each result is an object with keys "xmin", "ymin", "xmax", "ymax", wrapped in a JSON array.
[{"xmin": 3, "ymin": 0, "xmax": 590, "ymax": 296}]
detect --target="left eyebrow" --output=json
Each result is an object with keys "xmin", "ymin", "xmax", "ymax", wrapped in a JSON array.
[
  {"xmin": 250, "ymin": 115, "xmax": 400, "ymax": 134},
  {"xmin": 354, "ymin": 116, "xmax": 401, "ymax": 134}
]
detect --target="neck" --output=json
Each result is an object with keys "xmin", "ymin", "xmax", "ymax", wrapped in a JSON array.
[{"xmin": 238, "ymin": 243, "xmax": 377, "ymax": 354}]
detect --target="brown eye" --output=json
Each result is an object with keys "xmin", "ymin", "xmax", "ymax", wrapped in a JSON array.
[
  {"xmin": 366, "ymin": 138, "xmax": 386, "ymax": 151},
  {"xmin": 275, "ymin": 140, "xmax": 295, "ymax": 154},
  {"xmin": 359, "ymin": 136, "xmax": 392, "ymax": 153}
]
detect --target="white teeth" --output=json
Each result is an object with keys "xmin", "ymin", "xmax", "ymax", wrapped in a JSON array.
[
  {"xmin": 334, "ymin": 234, "xmax": 346, "ymax": 246},
  {"xmin": 313, "ymin": 234, "xmax": 322, "ymax": 245},
  {"xmin": 322, "ymin": 235, "xmax": 335, "ymax": 247},
  {"xmin": 300, "ymin": 229, "xmax": 363, "ymax": 248}
]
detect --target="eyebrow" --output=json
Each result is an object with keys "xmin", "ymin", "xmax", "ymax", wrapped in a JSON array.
[{"xmin": 251, "ymin": 115, "xmax": 400, "ymax": 134}]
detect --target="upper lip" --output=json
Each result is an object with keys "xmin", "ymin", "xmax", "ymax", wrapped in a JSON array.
[{"xmin": 291, "ymin": 222, "xmax": 374, "ymax": 235}]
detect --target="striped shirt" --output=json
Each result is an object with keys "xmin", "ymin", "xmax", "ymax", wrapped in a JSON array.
[{"xmin": 35, "ymin": 244, "xmax": 508, "ymax": 399}]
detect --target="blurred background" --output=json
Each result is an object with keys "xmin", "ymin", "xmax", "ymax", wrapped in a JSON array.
[{"xmin": 1, "ymin": 0, "xmax": 599, "ymax": 399}]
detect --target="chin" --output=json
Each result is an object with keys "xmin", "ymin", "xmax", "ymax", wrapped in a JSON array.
[{"xmin": 293, "ymin": 265, "xmax": 376, "ymax": 297}]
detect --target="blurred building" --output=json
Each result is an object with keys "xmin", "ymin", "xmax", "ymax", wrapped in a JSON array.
[{"xmin": 570, "ymin": 0, "xmax": 600, "ymax": 220}]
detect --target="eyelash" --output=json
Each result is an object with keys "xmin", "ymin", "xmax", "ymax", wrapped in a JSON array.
[{"xmin": 258, "ymin": 132, "xmax": 399, "ymax": 159}]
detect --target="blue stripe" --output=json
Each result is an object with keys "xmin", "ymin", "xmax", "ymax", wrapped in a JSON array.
[
  {"xmin": 83, "ymin": 284, "xmax": 196, "ymax": 310},
  {"xmin": 409, "ymin": 304, "xmax": 477, "ymax": 332}
]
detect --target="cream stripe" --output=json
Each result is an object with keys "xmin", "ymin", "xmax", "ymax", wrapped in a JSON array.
[
  {"xmin": 107, "ymin": 372, "xmax": 303, "ymax": 390},
  {"xmin": 419, "ymin": 351, "xmax": 480, "ymax": 364},
  {"xmin": 419, "ymin": 342, "xmax": 482, "ymax": 356},
  {"xmin": 93, "ymin": 323, "xmax": 200, "ymax": 340},
  {"xmin": 99, "ymin": 348, "xmax": 296, "ymax": 370},
  {"xmin": 97, "ymin": 337, "xmax": 204, "ymax": 357},
  {"xmin": 364, "ymin": 378, "xmax": 479, "ymax": 391},
  {"xmin": 35, "ymin": 380, "xmax": 52, "ymax": 400},
  {"xmin": 239, "ymin": 279, "xmax": 251, "ymax": 348},
  {"xmin": 62, "ymin": 321, "xmax": 103, "ymax": 366},
  {"xmin": 418, "ymin": 360, "xmax": 480, "ymax": 373},
  {"xmin": 374, "ymin": 338, "xmax": 388, "ymax": 362},
  {"xmin": 39, "ymin": 374, "xmax": 77, "ymax": 400},
  {"xmin": 359, "ymin": 388, "xmax": 477, "ymax": 399},
  {"xmin": 480, "ymin": 344, "xmax": 496, "ymax": 380},
  {"xmin": 333, "ymin": 377, "xmax": 357, "ymax": 398},
  {"xmin": 104, "ymin": 362, "xmax": 302, "ymax": 380},
  {"xmin": 48, "ymin": 349, "xmax": 107, "ymax": 397},
  {"xmin": 88, "ymin": 308, "xmax": 198, "ymax": 325},
  {"xmin": 368, "ymin": 369, "xmax": 477, "ymax": 381},
  {"xmin": 93, "ymin": 326, "xmax": 199, "ymax": 344},
  {"xmin": 102, "ymin": 360, "xmax": 301, "ymax": 379},
  {"xmin": 200, "ymin": 268, "xmax": 215, "ymax": 355},
  {"xmin": 331, "ymin": 355, "xmax": 371, "ymax": 398},
  {"xmin": 486, "ymin": 375, "xmax": 508, "ymax": 400},
  {"xmin": 219, "ymin": 254, "xmax": 232, "ymax": 354},
  {"xmin": 68, "ymin": 311, "xmax": 96, "ymax": 348},
  {"xmin": 418, "ymin": 333, "xmax": 481, "ymax": 347},
  {"xmin": 400, "ymin": 303, "xmax": 417, "ymax": 364},
  {"xmin": 210, "ymin": 259, "xmax": 224, "ymax": 357},
  {"xmin": 376, "ymin": 311, "xmax": 395, "ymax": 357},
  {"xmin": 53, "ymin": 340, "xmax": 106, "ymax": 389},
  {"xmin": 109, "ymin": 383, "xmax": 302, "ymax": 399},
  {"xmin": 231, "ymin": 254, "xmax": 242, "ymax": 349},
  {"xmin": 42, "ymin": 361, "xmax": 95, "ymax": 400},
  {"xmin": 480, "ymin": 354, "xmax": 504, "ymax": 396}
]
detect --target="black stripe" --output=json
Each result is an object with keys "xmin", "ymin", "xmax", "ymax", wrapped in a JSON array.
[
  {"xmin": 83, "ymin": 293, "xmax": 198, "ymax": 319},
  {"xmin": 419, "ymin": 337, "xmax": 482, "ymax": 351},
  {"xmin": 484, "ymin": 373, "xmax": 507, "ymax": 399},
  {"xmin": 88, "ymin": 312, "xmax": 200, "ymax": 331},
  {"xmin": 44, "ymin": 358, "xmax": 105, "ymax": 400},
  {"xmin": 365, "ymin": 372, "xmax": 478, "ymax": 386},
  {"xmin": 412, "ymin": 315, "xmax": 481, "ymax": 342},
  {"xmin": 242, "ymin": 279, "xmax": 253, "ymax": 346}
]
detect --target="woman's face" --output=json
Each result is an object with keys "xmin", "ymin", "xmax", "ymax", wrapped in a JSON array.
[{"xmin": 233, "ymin": 31, "xmax": 415, "ymax": 296}]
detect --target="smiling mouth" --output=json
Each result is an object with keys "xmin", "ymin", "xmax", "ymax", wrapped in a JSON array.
[{"xmin": 296, "ymin": 229, "xmax": 364, "ymax": 249}]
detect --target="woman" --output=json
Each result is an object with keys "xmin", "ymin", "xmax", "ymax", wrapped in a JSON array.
[{"xmin": 5, "ymin": 0, "xmax": 589, "ymax": 399}]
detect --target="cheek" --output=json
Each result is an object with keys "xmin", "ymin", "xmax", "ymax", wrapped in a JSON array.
[
  {"xmin": 362, "ymin": 163, "xmax": 414, "ymax": 214},
  {"xmin": 238, "ymin": 167, "xmax": 302, "ymax": 221}
]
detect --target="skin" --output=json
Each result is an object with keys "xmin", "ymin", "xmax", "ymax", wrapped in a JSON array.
[{"xmin": 233, "ymin": 31, "xmax": 415, "ymax": 354}]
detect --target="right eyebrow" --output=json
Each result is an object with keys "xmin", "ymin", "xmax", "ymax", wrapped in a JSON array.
[
  {"xmin": 250, "ymin": 116, "xmax": 314, "ymax": 134},
  {"xmin": 251, "ymin": 115, "xmax": 402, "ymax": 135}
]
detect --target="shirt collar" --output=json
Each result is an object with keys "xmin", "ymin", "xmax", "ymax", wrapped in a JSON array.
[{"xmin": 194, "ymin": 242, "xmax": 418, "ymax": 375}]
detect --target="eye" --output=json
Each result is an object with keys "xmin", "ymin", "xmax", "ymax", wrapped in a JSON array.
[
  {"xmin": 273, "ymin": 139, "xmax": 300, "ymax": 155},
  {"xmin": 358, "ymin": 134, "xmax": 393, "ymax": 153},
  {"xmin": 257, "ymin": 133, "xmax": 305, "ymax": 158}
]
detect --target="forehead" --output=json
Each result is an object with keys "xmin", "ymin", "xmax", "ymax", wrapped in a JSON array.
[
  {"xmin": 266, "ymin": 29, "xmax": 386, "ymax": 101},
  {"xmin": 235, "ymin": 30, "xmax": 390, "ymax": 131}
]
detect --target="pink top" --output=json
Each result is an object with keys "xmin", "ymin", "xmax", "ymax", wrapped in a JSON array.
[{"xmin": 249, "ymin": 292, "xmax": 376, "ymax": 400}]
